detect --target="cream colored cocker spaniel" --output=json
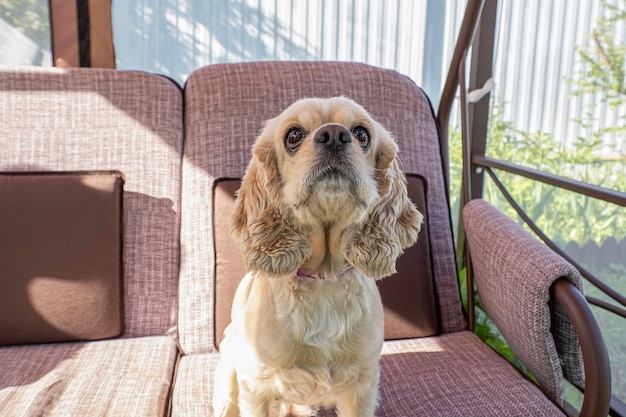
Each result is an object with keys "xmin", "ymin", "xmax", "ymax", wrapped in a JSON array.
[{"xmin": 213, "ymin": 97, "xmax": 423, "ymax": 417}]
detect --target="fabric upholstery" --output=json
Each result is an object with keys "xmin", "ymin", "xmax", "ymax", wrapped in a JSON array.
[
  {"xmin": 171, "ymin": 352, "xmax": 221, "ymax": 417},
  {"xmin": 0, "ymin": 336, "xmax": 178, "ymax": 416},
  {"xmin": 0, "ymin": 66, "xmax": 183, "ymax": 338},
  {"xmin": 170, "ymin": 332, "xmax": 564, "ymax": 416},
  {"xmin": 179, "ymin": 61, "xmax": 464, "ymax": 355},
  {"xmin": 463, "ymin": 199, "xmax": 585, "ymax": 403},
  {"xmin": 378, "ymin": 175, "xmax": 439, "ymax": 340},
  {"xmin": 378, "ymin": 332, "xmax": 565, "ymax": 417},
  {"xmin": 212, "ymin": 179, "xmax": 248, "ymax": 349},
  {"xmin": 0, "ymin": 172, "xmax": 124, "ymax": 345},
  {"xmin": 212, "ymin": 175, "xmax": 439, "ymax": 348}
]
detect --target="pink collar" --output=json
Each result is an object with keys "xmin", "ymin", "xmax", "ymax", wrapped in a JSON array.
[{"xmin": 295, "ymin": 265, "xmax": 354, "ymax": 280}]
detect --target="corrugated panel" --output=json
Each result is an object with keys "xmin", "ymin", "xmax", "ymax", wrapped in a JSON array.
[
  {"xmin": 112, "ymin": 0, "xmax": 466, "ymax": 104},
  {"xmin": 493, "ymin": 0, "xmax": 625, "ymax": 152}
]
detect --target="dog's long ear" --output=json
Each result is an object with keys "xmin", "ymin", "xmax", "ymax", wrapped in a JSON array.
[
  {"xmin": 342, "ymin": 130, "xmax": 423, "ymax": 279},
  {"xmin": 229, "ymin": 130, "xmax": 310, "ymax": 275}
]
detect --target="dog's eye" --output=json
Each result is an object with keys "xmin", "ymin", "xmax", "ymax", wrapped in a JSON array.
[
  {"xmin": 352, "ymin": 126, "xmax": 370, "ymax": 149},
  {"xmin": 285, "ymin": 127, "xmax": 306, "ymax": 151}
]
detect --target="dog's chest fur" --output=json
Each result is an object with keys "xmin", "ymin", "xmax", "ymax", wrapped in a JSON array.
[{"xmin": 230, "ymin": 270, "xmax": 384, "ymax": 405}]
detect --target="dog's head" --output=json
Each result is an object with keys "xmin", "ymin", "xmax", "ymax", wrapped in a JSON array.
[{"xmin": 230, "ymin": 97, "xmax": 423, "ymax": 279}]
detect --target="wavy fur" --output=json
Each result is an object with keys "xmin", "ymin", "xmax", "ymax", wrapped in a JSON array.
[{"xmin": 215, "ymin": 97, "xmax": 423, "ymax": 417}]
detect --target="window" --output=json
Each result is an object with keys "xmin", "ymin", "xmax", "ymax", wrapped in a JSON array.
[{"xmin": 0, "ymin": 0, "xmax": 52, "ymax": 66}]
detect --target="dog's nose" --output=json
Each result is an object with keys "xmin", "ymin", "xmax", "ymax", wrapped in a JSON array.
[{"xmin": 314, "ymin": 124, "xmax": 352, "ymax": 153}]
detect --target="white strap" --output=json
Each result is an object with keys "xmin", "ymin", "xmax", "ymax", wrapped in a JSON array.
[{"xmin": 467, "ymin": 77, "xmax": 494, "ymax": 103}]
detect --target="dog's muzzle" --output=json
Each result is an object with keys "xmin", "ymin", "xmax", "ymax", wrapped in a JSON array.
[
  {"xmin": 309, "ymin": 123, "xmax": 357, "ymax": 183},
  {"xmin": 297, "ymin": 123, "xmax": 366, "ymax": 209},
  {"xmin": 314, "ymin": 123, "xmax": 352, "ymax": 154}
]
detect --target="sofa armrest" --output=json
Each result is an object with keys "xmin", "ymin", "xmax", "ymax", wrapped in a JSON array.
[
  {"xmin": 551, "ymin": 279, "xmax": 611, "ymax": 417},
  {"xmin": 463, "ymin": 199, "xmax": 587, "ymax": 403}
]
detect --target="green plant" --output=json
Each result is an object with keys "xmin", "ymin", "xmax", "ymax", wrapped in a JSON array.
[
  {"xmin": 483, "ymin": 116, "xmax": 626, "ymax": 244},
  {"xmin": 449, "ymin": 103, "xmax": 626, "ymax": 245},
  {"xmin": 0, "ymin": 0, "xmax": 50, "ymax": 48},
  {"xmin": 571, "ymin": 0, "xmax": 626, "ymax": 111},
  {"xmin": 570, "ymin": 0, "xmax": 625, "ymax": 167}
]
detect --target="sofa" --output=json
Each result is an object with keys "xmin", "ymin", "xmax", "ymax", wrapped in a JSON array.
[{"xmin": 0, "ymin": 63, "xmax": 602, "ymax": 416}]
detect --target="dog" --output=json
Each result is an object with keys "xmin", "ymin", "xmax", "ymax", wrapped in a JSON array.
[{"xmin": 213, "ymin": 97, "xmax": 423, "ymax": 417}]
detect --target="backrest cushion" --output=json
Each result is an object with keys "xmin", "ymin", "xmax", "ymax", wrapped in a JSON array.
[
  {"xmin": 377, "ymin": 175, "xmax": 439, "ymax": 340},
  {"xmin": 179, "ymin": 62, "xmax": 464, "ymax": 354},
  {"xmin": 0, "ymin": 171, "xmax": 124, "ymax": 345},
  {"xmin": 212, "ymin": 175, "xmax": 439, "ymax": 348},
  {"xmin": 0, "ymin": 67, "xmax": 183, "ymax": 337}
]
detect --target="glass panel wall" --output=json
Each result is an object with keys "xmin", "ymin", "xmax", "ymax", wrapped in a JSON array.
[{"xmin": 0, "ymin": 0, "xmax": 52, "ymax": 66}]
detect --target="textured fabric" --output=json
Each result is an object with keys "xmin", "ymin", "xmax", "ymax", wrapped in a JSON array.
[
  {"xmin": 378, "ymin": 332, "xmax": 565, "ymax": 416},
  {"xmin": 212, "ymin": 179, "xmax": 248, "ymax": 349},
  {"xmin": 0, "ymin": 172, "xmax": 123, "ymax": 345},
  {"xmin": 171, "ymin": 352, "xmax": 221, "ymax": 417},
  {"xmin": 0, "ymin": 336, "xmax": 178, "ymax": 417},
  {"xmin": 0, "ymin": 66, "xmax": 183, "ymax": 337},
  {"xmin": 179, "ymin": 61, "xmax": 463, "ymax": 354},
  {"xmin": 171, "ymin": 332, "xmax": 564, "ymax": 416},
  {"xmin": 463, "ymin": 199, "xmax": 585, "ymax": 403},
  {"xmin": 378, "ymin": 175, "xmax": 439, "ymax": 340}
]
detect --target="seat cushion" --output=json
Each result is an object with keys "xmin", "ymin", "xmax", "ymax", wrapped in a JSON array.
[
  {"xmin": 379, "ymin": 332, "xmax": 564, "ymax": 416},
  {"xmin": 172, "ymin": 332, "xmax": 564, "ymax": 416},
  {"xmin": 0, "ymin": 336, "xmax": 177, "ymax": 416},
  {"xmin": 171, "ymin": 352, "xmax": 221, "ymax": 417}
]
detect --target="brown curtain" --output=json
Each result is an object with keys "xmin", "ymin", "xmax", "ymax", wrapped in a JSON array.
[{"xmin": 49, "ymin": 0, "xmax": 115, "ymax": 68}]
